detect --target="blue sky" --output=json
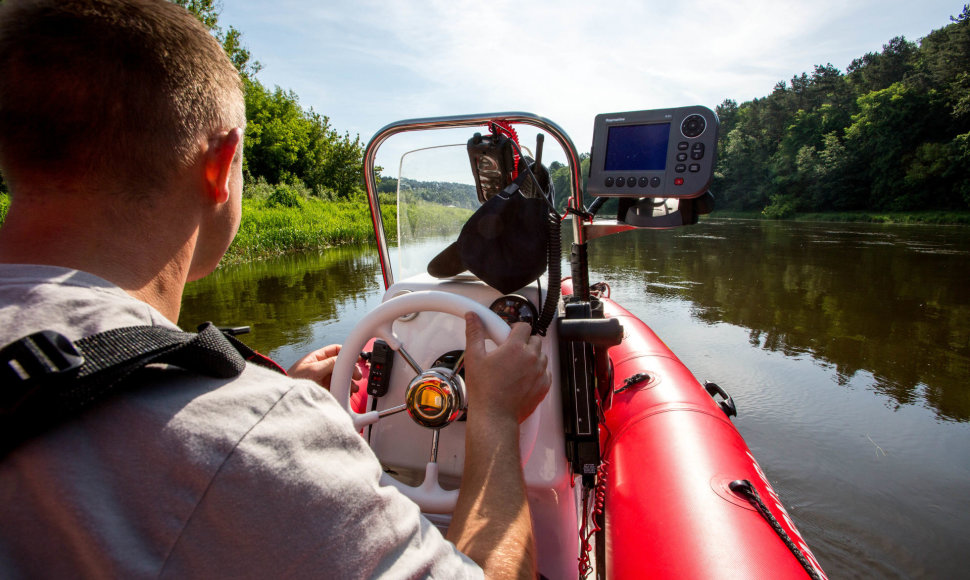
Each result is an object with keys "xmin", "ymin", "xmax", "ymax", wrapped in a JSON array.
[{"xmin": 220, "ymin": 0, "xmax": 965, "ymax": 158}]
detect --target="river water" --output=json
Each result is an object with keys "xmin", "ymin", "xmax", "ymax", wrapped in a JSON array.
[{"xmin": 181, "ymin": 218, "xmax": 970, "ymax": 579}]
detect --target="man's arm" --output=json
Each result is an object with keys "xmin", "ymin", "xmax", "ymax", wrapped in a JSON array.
[{"xmin": 446, "ymin": 314, "xmax": 551, "ymax": 579}]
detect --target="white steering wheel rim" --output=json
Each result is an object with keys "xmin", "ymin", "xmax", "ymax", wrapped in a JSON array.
[{"xmin": 330, "ymin": 290, "xmax": 541, "ymax": 513}]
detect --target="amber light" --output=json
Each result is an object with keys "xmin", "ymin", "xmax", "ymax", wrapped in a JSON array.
[{"xmin": 405, "ymin": 369, "xmax": 466, "ymax": 429}]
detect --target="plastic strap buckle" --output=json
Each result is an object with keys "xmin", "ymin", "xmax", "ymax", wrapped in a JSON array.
[{"xmin": 0, "ymin": 331, "xmax": 84, "ymax": 413}]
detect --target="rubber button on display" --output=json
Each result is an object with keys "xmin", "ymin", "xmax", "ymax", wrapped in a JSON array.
[{"xmin": 681, "ymin": 114, "xmax": 706, "ymax": 138}]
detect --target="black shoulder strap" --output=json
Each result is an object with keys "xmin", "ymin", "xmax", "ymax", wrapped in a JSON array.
[{"xmin": 0, "ymin": 322, "xmax": 284, "ymax": 457}]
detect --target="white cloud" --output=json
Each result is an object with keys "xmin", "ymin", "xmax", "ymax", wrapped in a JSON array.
[{"xmin": 222, "ymin": 0, "xmax": 964, "ymax": 158}]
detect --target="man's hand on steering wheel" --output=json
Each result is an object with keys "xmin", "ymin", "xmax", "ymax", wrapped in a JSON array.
[
  {"xmin": 288, "ymin": 344, "xmax": 362, "ymax": 390},
  {"xmin": 463, "ymin": 312, "xmax": 551, "ymax": 425}
]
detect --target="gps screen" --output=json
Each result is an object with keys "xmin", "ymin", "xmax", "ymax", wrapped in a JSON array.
[{"xmin": 604, "ymin": 123, "xmax": 670, "ymax": 171}]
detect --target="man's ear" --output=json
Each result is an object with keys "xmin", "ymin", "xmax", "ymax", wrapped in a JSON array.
[{"xmin": 204, "ymin": 128, "xmax": 243, "ymax": 204}]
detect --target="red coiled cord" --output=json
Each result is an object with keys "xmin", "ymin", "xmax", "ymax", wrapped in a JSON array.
[
  {"xmin": 578, "ymin": 461, "xmax": 609, "ymax": 578},
  {"xmin": 489, "ymin": 121, "xmax": 520, "ymax": 180}
]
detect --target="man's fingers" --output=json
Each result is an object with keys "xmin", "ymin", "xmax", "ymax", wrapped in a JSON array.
[
  {"xmin": 508, "ymin": 321, "xmax": 532, "ymax": 343},
  {"xmin": 464, "ymin": 312, "xmax": 487, "ymax": 361},
  {"xmin": 317, "ymin": 344, "xmax": 341, "ymax": 360},
  {"xmin": 314, "ymin": 356, "xmax": 338, "ymax": 378}
]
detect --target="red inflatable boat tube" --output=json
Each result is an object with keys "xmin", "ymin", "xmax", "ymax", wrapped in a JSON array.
[{"xmin": 597, "ymin": 295, "xmax": 826, "ymax": 579}]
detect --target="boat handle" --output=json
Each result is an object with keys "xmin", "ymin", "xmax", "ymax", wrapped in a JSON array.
[{"xmin": 704, "ymin": 381, "xmax": 737, "ymax": 418}]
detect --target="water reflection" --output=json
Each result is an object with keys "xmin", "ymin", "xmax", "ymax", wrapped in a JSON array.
[
  {"xmin": 180, "ymin": 245, "xmax": 384, "ymax": 357},
  {"xmin": 180, "ymin": 221, "xmax": 970, "ymax": 422},
  {"xmin": 585, "ymin": 220, "xmax": 970, "ymax": 422}
]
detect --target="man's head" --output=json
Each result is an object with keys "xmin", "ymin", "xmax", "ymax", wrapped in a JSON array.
[{"xmin": 0, "ymin": 0, "xmax": 245, "ymax": 195}]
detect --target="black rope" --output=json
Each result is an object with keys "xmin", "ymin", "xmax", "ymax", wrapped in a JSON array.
[
  {"xmin": 729, "ymin": 480, "xmax": 824, "ymax": 580},
  {"xmin": 564, "ymin": 204, "xmax": 593, "ymax": 222}
]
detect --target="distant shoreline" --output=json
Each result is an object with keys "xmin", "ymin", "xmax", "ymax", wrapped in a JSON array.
[
  {"xmin": 707, "ymin": 210, "xmax": 970, "ymax": 226},
  {"xmin": 1, "ymin": 194, "xmax": 967, "ymax": 270}
]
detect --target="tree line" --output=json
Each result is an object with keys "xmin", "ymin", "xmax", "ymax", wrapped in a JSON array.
[{"xmin": 714, "ymin": 5, "xmax": 970, "ymax": 216}]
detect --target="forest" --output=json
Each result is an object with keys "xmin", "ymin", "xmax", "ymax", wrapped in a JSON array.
[
  {"xmin": 713, "ymin": 6, "xmax": 970, "ymax": 216},
  {"xmin": 1, "ymin": 2, "xmax": 968, "ymax": 222}
]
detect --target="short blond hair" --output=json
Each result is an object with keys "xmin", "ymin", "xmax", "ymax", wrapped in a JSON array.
[{"xmin": 0, "ymin": 0, "xmax": 245, "ymax": 192}]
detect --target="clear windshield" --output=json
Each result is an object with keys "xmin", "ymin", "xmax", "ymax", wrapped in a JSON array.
[
  {"xmin": 394, "ymin": 143, "xmax": 477, "ymax": 281},
  {"xmin": 376, "ymin": 127, "xmax": 561, "ymax": 284}
]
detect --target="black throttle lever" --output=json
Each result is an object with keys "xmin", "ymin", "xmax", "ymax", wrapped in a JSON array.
[{"xmin": 557, "ymin": 318, "xmax": 623, "ymax": 347}]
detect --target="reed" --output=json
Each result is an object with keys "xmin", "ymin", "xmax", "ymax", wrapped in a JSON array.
[
  {"xmin": 224, "ymin": 197, "xmax": 473, "ymax": 264},
  {"xmin": 224, "ymin": 197, "xmax": 395, "ymax": 264}
]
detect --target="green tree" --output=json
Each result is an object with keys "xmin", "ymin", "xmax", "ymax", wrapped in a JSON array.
[
  {"xmin": 713, "ymin": 8, "xmax": 970, "ymax": 215},
  {"xmin": 809, "ymin": 132, "xmax": 854, "ymax": 210},
  {"xmin": 174, "ymin": 0, "xmax": 218, "ymax": 29},
  {"xmin": 918, "ymin": 8, "xmax": 970, "ymax": 88},
  {"xmin": 172, "ymin": 0, "xmax": 363, "ymax": 198},
  {"xmin": 847, "ymin": 37, "xmax": 918, "ymax": 94},
  {"xmin": 549, "ymin": 154, "xmax": 589, "ymax": 212},
  {"xmin": 949, "ymin": 132, "xmax": 970, "ymax": 205},
  {"xmin": 171, "ymin": 0, "xmax": 261, "ymax": 78},
  {"xmin": 715, "ymin": 99, "xmax": 739, "ymax": 135},
  {"xmin": 843, "ymin": 83, "xmax": 947, "ymax": 209},
  {"xmin": 244, "ymin": 79, "xmax": 364, "ymax": 198}
]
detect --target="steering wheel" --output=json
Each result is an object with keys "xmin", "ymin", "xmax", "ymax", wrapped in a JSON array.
[{"xmin": 330, "ymin": 290, "xmax": 541, "ymax": 513}]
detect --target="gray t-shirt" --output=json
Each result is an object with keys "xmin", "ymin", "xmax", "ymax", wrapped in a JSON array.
[{"xmin": 0, "ymin": 265, "xmax": 481, "ymax": 579}]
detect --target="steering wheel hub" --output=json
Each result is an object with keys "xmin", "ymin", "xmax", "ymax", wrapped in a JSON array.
[{"xmin": 405, "ymin": 368, "xmax": 466, "ymax": 429}]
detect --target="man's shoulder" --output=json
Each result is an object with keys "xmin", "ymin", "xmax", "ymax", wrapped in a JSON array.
[
  {"xmin": 0, "ymin": 263, "xmax": 170, "ymax": 343},
  {"xmin": 0, "ymin": 261, "xmax": 333, "ymax": 470}
]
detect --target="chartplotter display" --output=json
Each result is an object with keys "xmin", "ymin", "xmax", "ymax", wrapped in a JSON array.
[{"xmin": 587, "ymin": 106, "xmax": 719, "ymax": 199}]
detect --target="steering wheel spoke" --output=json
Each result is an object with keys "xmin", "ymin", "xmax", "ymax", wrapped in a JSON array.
[
  {"xmin": 395, "ymin": 345, "xmax": 424, "ymax": 375},
  {"xmin": 377, "ymin": 403, "xmax": 408, "ymax": 419}
]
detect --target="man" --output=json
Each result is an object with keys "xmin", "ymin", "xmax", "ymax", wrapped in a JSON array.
[{"xmin": 0, "ymin": 1, "xmax": 550, "ymax": 578}]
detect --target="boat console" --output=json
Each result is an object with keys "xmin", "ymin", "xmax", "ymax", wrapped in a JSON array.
[{"xmin": 328, "ymin": 109, "xmax": 826, "ymax": 579}]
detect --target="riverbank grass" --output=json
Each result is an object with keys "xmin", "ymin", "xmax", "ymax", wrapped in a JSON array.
[
  {"xmin": 226, "ymin": 197, "xmax": 387, "ymax": 263},
  {"xmin": 226, "ymin": 191, "xmax": 473, "ymax": 264}
]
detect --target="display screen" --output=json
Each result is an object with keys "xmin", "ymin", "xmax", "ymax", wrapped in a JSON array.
[{"xmin": 604, "ymin": 123, "xmax": 670, "ymax": 171}]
